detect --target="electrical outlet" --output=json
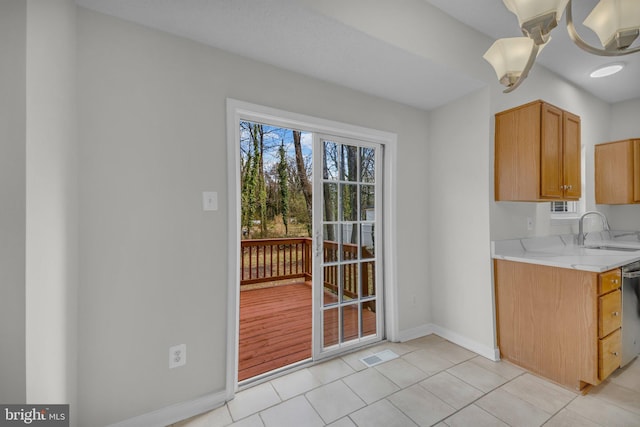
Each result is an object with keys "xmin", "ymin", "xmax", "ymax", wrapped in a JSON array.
[{"xmin": 169, "ymin": 344, "xmax": 186, "ymax": 369}]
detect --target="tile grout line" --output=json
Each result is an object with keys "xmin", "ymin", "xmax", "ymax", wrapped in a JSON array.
[
  {"xmin": 458, "ymin": 370, "xmax": 534, "ymax": 427},
  {"xmin": 301, "ymin": 383, "xmax": 343, "ymax": 426},
  {"xmin": 587, "ymin": 377, "xmax": 640, "ymax": 417},
  {"xmin": 254, "ymin": 348, "xmax": 506, "ymax": 426},
  {"xmin": 333, "ymin": 352, "xmax": 500, "ymax": 426},
  {"xmin": 538, "ymin": 395, "xmax": 593, "ymax": 427},
  {"xmin": 224, "ymin": 340, "xmax": 597, "ymax": 426},
  {"xmin": 331, "ymin": 349, "xmax": 500, "ymax": 426},
  {"xmin": 340, "ymin": 346, "xmax": 466, "ymax": 425},
  {"xmin": 273, "ymin": 342, "xmax": 449, "ymax": 426},
  {"xmin": 412, "ymin": 357, "xmax": 529, "ymax": 427},
  {"xmin": 173, "ymin": 339, "xmax": 640, "ymax": 427}
]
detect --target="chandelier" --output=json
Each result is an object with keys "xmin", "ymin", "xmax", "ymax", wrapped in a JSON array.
[{"xmin": 483, "ymin": 0, "xmax": 640, "ymax": 93}]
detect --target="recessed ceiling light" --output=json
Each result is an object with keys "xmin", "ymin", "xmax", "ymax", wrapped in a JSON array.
[{"xmin": 590, "ymin": 63, "xmax": 624, "ymax": 78}]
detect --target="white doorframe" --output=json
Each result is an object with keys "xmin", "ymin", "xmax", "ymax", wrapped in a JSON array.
[{"xmin": 225, "ymin": 98, "xmax": 398, "ymax": 398}]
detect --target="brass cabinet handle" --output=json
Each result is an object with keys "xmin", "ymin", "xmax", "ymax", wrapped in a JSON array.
[
  {"xmin": 612, "ymin": 311, "xmax": 620, "ymax": 316},
  {"xmin": 612, "ymin": 351, "xmax": 619, "ymax": 356}
]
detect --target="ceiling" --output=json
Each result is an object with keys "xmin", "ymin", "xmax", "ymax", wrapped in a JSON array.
[
  {"xmin": 75, "ymin": 0, "xmax": 640, "ymax": 110},
  {"xmin": 426, "ymin": 0, "xmax": 640, "ymax": 104}
]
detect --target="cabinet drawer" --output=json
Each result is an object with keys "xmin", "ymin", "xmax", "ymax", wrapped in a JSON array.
[
  {"xmin": 599, "ymin": 289, "xmax": 622, "ymax": 337},
  {"xmin": 599, "ymin": 328, "xmax": 622, "ymax": 380},
  {"xmin": 599, "ymin": 269, "xmax": 621, "ymax": 295}
]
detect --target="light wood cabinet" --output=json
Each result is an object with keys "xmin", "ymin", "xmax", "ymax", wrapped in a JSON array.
[
  {"xmin": 494, "ymin": 260, "xmax": 621, "ymax": 391},
  {"xmin": 599, "ymin": 289, "xmax": 622, "ymax": 337},
  {"xmin": 599, "ymin": 269, "xmax": 622, "ymax": 294},
  {"xmin": 495, "ymin": 100, "xmax": 581, "ymax": 201},
  {"xmin": 600, "ymin": 329, "xmax": 622, "ymax": 380},
  {"xmin": 595, "ymin": 139, "xmax": 640, "ymax": 204}
]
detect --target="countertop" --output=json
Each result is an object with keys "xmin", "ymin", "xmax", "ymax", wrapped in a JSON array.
[{"xmin": 491, "ymin": 231, "xmax": 640, "ymax": 272}]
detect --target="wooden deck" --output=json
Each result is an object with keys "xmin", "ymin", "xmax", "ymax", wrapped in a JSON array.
[
  {"xmin": 238, "ymin": 282, "xmax": 377, "ymax": 381},
  {"xmin": 239, "ymin": 283, "xmax": 312, "ymax": 381}
]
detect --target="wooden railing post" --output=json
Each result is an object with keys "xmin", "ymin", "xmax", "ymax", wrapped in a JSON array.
[{"xmin": 304, "ymin": 238, "xmax": 312, "ymax": 280}]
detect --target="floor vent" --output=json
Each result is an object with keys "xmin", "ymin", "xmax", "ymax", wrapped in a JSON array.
[{"xmin": 360, "ymin": 349, "xmax": 399, "ymax": 367}]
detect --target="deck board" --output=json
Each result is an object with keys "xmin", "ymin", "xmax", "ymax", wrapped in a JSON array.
[
  {"xmin": 239, "ymin": 283, "xmax": 312, "ymax": 381},
  {"xmin": 238, "ymin": 282, "xmax": 377, "ymax": 381}
]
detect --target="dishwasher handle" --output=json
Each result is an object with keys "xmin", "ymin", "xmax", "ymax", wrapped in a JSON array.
[{"xmin": 623, "ymin": 270, "xmax": 640, "ymax": 279}]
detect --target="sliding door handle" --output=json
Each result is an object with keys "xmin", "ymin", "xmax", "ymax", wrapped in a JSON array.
[{"xmin": 315, "ymin": 231, "xmax": 322, "ymax": 257}]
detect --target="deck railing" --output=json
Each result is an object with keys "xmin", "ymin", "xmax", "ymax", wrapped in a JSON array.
[
  {"xmin": 241, "ymin": 238, "xmax": 312, "ymax": 286},
  {"xmin": 240, "ymin": 238, "xmax": 374, "ymax": 299},
  {"xmin": 322, "ymin": 241, "xmax": 361, "ymax": 299}
]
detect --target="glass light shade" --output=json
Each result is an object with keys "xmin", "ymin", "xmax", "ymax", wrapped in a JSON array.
[
  {"xmin": 590, "ymin": 63, "xmax": 624, "ymax": 77},
  {"xmin": 583, "ymin": 0, "xmax": 640, "ymax": 48},
  {"xmin": 503, "ymin": 0, "xmax": 570, "ymax": 27},
  {"xmin": 483, "ymin": 37, "xmax": 537, "ymax": 81}
]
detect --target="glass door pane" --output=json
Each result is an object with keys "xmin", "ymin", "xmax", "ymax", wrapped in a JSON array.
[{"xmin": 316, "ymin": 136, "xmax": 382, "ymax": 354}]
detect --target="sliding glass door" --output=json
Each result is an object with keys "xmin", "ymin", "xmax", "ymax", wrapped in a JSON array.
[{"xmin": 313, "ymin": 135, "xmax": 383, "ymax": 358}]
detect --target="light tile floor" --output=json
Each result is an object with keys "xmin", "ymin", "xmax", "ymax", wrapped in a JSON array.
[{"xmin": 171, "ymin": 334, "xmax": 640, "ymax": 427}]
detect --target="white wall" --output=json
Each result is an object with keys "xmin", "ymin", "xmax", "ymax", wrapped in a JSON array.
[
  {"xmin": 609, "ymin": 98, "xmax": 640, "ymax": 141},
  {"xmin": 428, "ymin": 88, "xmax": 495, "ymax": 356},
  {"xmin": 0, "ymin": 0, "xmax": 27, "ymax": 404},
  {"xmin": 6, "ymin": 3, "xmax": 633, "ymax": 424},
  {"xmin": 420, "ymin": 6, "xmax": 617, "ymax": 359},
  {"xmin": 599, "ymin": 98, "xmax": 640, "ymax": 229},
  {"xmin": 25, "ymin": 0, "xmax": 78, "ymax": 420},
  {"xmin": 77, "ymin": 8, "xmax": 430, "ymax": 425}
]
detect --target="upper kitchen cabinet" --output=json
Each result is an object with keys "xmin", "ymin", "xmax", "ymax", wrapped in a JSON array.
[
  {"xmin": 595, "ymin": 139, "xmax": 640, "ymax": 204},
  {"xmin": 495, "ymin": 100, "xmax": 581, "ymax": 201}
]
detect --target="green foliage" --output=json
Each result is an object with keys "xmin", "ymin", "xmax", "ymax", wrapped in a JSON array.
[{"xmin": 240, "ymin": 121, "xmax": 311, "ymax": 239}]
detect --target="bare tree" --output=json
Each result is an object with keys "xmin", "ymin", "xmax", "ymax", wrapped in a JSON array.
[
  {"xmin": 255, "ymin": 124, "xmax": 268, "ymax": 235},
  {"xmin": 240, "ymin": 122, "xmax": 313, "ymax": 238},
  {"xmin": 277, "ymin": 141, "xmax": 289, "ymax": 235},
  {"xmin": 322, "ymin": 141, "xmax": 338, "ymax": 241},
  {"xmin": 293, "ymin": 130, "xmax": 312, "ymax": 236}
]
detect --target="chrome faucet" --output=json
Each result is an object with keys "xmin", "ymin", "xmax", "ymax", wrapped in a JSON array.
[{"xmin": 578, "ymin": 211, "xmax": 610, "ymax": 246}]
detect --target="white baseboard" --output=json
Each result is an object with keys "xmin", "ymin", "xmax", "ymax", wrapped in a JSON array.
[
  {"xmin": 398, "ymin": 323, "xmax": 500, "ymax": 362},
  {"xmin": 397, "ymin": 323, "xmax": 435, "ymax": 342},
  {"xmin": 109, "ymin": 325, "xmax": 499, "ymax": 427},
  {"xmin": 107, "ymin": 390, "xmax": 227, "ymax": 427}
]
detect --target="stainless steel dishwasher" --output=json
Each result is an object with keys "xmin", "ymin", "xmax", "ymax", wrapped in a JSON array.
[{"xmin": 622, "ymin": 261, "xmax": 640, "ymax": 367}]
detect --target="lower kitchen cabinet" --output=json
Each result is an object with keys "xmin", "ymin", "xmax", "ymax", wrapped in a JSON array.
[
  {"xmin": 599, "ymin": 329, "xmax": 622, "ymax": 380},
  {"xmin": 494, "ymin": 260, "xmax": 621, "ymax": 391}
]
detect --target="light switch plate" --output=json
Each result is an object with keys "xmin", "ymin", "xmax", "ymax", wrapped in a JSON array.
[{"xmin": 202, "ymin": 192, "xmax": 218, "ymax": 211}]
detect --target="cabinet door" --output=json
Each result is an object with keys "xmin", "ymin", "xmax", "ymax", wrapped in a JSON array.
[
  {"xmin": 495, "ymin": 102, "xmax": 541, "ymax": 201},
  {"xmin": 563, "ymin": 112, "xmax": 581, "ymax": 200},
  {"xmin": 634, "ymin": 140, "xmax": 640, "ymax": 202},
  {"xmin": 595, "ymin": 140, "xmax": 634, "ymax": 204},
  {"xmin": 540, "ymin": 103, "xmax": 564, "ymax": 199},
  {"xmin": 599, "ymin": 329, "xmax": 621, "ymax": 380},
  {"xmin": 599, "ymin": 289, "xmax": 622, "ymax": 337}
]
